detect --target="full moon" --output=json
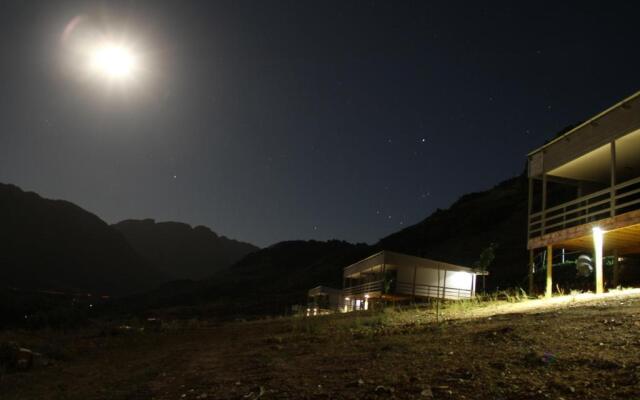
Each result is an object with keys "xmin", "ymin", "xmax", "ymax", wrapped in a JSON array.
[{"xmin": 89, "ymin": 42, "xmax": 137, "ymax": 79}]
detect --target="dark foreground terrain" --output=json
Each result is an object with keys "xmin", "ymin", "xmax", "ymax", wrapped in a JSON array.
[{"xmin": 2, "ymin": 292, "xmax": 640, "ymax": 400}]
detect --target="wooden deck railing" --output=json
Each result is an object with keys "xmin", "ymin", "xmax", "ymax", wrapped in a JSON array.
[
  {"xmin": 343, "ymin": 280, "xmax": 383, "ymax": 296},
  {"xmin": 396, "ymin": 281, "xmax": 472, "ymax": 300},
  {"xmin": 529, "ymin": 175, "xmax": 640, "ymax": 239},
  {"xmin": 308, "ymin": 285, "xmax": 342, "ymax": 297}
]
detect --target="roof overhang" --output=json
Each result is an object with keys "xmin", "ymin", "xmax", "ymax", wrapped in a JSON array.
[
  {"xmin": 343, "ymin": 250, "xmax": 480, "ymax": 278},
  {"xmin": 528, "ymin": 90, "xmax": 640, "ymax": 157}
]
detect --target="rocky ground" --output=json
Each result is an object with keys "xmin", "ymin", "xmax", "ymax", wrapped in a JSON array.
[{"xmin": 2, "ymin": 291, "xmax": 640, "ymax": 400}]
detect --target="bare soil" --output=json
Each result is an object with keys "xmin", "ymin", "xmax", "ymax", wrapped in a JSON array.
[{"xmin": 2, "ymin": 292, "xmax": 640, "ymax": 400}]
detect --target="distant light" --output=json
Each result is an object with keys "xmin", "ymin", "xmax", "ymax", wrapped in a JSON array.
[
  {"xmin": 345, "ymin": 297, "xmax": 350, "ymax": 301},
  {"xmin": 89, "ymin": 42, "xmax": 137, "ymax": 79},
  {"xmin": 364, "ymin": 294, "xmax": 369, "ymax": 299}
]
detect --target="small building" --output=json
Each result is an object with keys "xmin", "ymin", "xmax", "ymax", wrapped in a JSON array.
[
  {"xmin": 307, "ymin": 251, "xmax": 485, "ymax": 313},
  {"xmin": 307, "ymin": 285, "xmax": 344, "ymax": 314},
  {"xmin": 527, "ymin": 90, "xmax": 640, "ymax": 296}
]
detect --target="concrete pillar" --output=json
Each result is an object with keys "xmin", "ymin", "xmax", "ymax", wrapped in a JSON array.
[
  {"xmin": 545, "ymin": 245, "xmax": 553, "ymax": 298},
  {"xmin": 528, "ymin": 249, "xmax": 535, "ymax": 296},
  {"xmin": 612, "ymin": 249, "xmax": 620, "ymax": 288},
  {"xmin": 593, "ymin": 227, "xmax": 604, "ymax": 294}
]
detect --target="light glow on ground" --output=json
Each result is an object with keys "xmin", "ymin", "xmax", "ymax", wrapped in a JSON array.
[{"xmin": 447, "ymin": 288, "xmax": 640, "ymax": 322}]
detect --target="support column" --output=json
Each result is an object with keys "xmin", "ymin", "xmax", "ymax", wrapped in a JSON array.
[
  {"xmin": 545, "ymin": 245, "xmax": 553, "ymax": 298},
  {"xmin": 528, "ymin": 249, "xmax": 535, "ymax": 296},
  {"xmin": 527, "ymin": 176, "xmax": 534, "ymax": 297},
  {"xmin": 593, "ymin": 228, "xmax": 604, "ymax": 294},
  {"xmin": 612, "ymin": 249, "xmax": 620, "ymax": 288},
  {"xmin": 443, "ymin": 270, "xmax": 448, "ymax": 300},
  {"xmin": 411, "ymin": 264, "xmax": 417, "ymax": 301}
]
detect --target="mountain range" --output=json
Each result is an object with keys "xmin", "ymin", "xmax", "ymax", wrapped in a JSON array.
[
  {"xmin": 0, "ymin": 183, "xmax": 258, "ymax": 296},
  {"xmin": 112, "ymin": 219, "xmax": 258, "ymax": 280},
  {"xmin": 0, "ymin": 183, "xmax": 159, "ymax": 296},
  {"xmin": 1, "ymin": 168, "xmax": 530, "ymax": 317},
  {"xmin": 118, "ymin": 171, "xmax": 530, "ymax": 317}
]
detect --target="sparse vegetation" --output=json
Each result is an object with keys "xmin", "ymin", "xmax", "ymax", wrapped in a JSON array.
[{"xmin": 3, "ymin": 290, "xmax": 640, "ymax": 399}]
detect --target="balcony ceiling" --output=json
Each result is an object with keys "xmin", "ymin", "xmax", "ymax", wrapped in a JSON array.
[
  {"xmin": 547, "ymin": 128, "xmax": 640, "ymax": 184},
  {"xmin": 548, "ymin": 143, "xmax": 610, "ymax": 183}
]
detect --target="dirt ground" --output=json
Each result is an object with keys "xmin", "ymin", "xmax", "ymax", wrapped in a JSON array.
[{"xmin": 2, "ymin": 291, "xmax": 640, "ymax": 400}]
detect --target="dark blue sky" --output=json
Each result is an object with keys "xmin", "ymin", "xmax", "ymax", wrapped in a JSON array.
[{"xmin": 1, "ymin": 1, "xmax": 639, "ymax": 247}]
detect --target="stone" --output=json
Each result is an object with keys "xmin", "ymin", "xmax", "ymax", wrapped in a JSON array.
[
  {"xmin": 16, "ymin": 348, "xmax": 33, "ymax": 370},
  {"xmin": 421, "ymin": 387, "xmax": 434, "ymax": 397}
]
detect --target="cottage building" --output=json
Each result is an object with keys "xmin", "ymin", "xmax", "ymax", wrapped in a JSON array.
[{"xmin": 527, "ymin": 90, "xmax": 640, "ymax": 296}]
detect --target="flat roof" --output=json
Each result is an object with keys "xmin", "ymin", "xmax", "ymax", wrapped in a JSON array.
[
  {"xmin": 527, "ymin": 89, "xmax": 640, "ymax": 157},
  {"xmin": 343, "ymin": 250, "xmax": 487, "ymax": 277}
]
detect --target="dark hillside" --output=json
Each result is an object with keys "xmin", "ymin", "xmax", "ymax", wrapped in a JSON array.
[
  {"xmin": 123, "ymin": 240, "xmax": 372, "ymax": 317},
  {"xmin": 378, "ymin": 173, "xmax": 529, "ymax": 289},
  {"xmin": 0, "ymin": 183, "xmax": 161, "ymax": 296},
  {"xmin": 112, "ymin": 219, "xmax": 259, "ymax": 280},
  {"xmin": 129, "ymin": 176, "xmax": 531, "ymax": 317},
  {"xmin": 197, "ymin": 240, "xmax": 372, "ymax": 315}
]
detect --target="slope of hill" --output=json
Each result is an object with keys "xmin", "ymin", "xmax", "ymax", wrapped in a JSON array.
[
  {"xmin": 122, "ymin": 240, "xmax": 372, "ymax": 317},
  {"xmin": 128, "ymin": 175, "xmax": 530, "ymax": 316},
  {"xmin": 0, "ymin": 183, "xmax": 162, "ymax": 296},
  {"xmin": 378, "ymin": 173, "xmax": 529, "ymax": 289},
  {"xmin": 112, "ymin": 219, "xmax": 259, "ymax": 280},
  {"xmin": 206, "ymin": 240, "xmax": 372, "ymax": 313}
]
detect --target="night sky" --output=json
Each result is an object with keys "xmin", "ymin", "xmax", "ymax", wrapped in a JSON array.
[{"xmin": 1, "ymin": 1, "xmax": 640, "ymax": 247}]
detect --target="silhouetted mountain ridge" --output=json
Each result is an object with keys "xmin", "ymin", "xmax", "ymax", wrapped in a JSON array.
[
  {"xmin": 112, "ymin": 219, "xmax": 259, "ymax": 280},
  {"xmin": 127, "ymin": 172, "xmax": 530, "ymax": 317},
  {"xmin": 0, "ymin": 183, "xmax": 162, "ymax": 295},
  {"xmin": 377, "ymin": 173, "xmax": 529, "ymax": 288}
]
